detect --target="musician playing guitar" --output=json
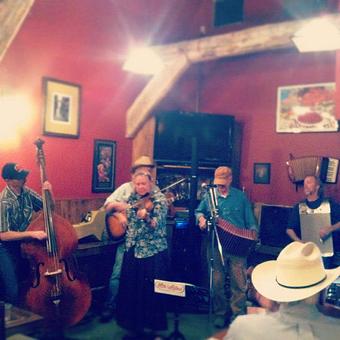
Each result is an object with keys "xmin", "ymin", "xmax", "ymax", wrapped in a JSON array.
[
  {"xmin": 100, "ymin": 156, "xmax": 160, "ymax": 322},
  {"xmin": 196, "ymin": 166, "xmax": 258, "ymax": 328}
]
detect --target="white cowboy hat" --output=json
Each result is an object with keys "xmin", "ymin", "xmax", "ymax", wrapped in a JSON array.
[{"xmin": 252, "ymin": 241, "xmax": 340, "ymax": 302}]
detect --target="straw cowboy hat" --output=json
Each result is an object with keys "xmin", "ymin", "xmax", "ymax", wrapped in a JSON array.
[
  {"xmin": 252, "ymin": 241, "xmax": 340, "ymax": 302},
  {"xmin": 131, "ymin": 156, "xmax": 155, "ymax": 172}
]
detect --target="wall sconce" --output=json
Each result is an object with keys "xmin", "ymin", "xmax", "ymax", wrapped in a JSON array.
[
  {"xmin": 0, "ymin": 89, "xmax": 33, "ymax": 147},
  {"xmin": 123, "ymin": 47, "xmax": 164, "ymax": 75},
  {"xmin": 292, "ymin": 17, "xmax": 340, "ymax": 52}
]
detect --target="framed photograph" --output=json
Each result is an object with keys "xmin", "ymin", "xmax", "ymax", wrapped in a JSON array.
[
  {"xmin": 276, "ymin": 82, "xmax": 338, "ymax": 133},
  {"xmin": 92, "ymin": 139, "xmax": 116, "ymax": 193},
  {"xmin": 254, "ymin": 163, "xmax": 271, "ymax": 184},
  {"xmin": 43, "ymin": 77, "xmax": 81, "ymax": 138}
]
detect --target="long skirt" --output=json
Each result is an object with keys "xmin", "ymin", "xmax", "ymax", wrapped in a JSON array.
[{"xmin": 116, "ymin": 247, "xmax": 169, "ymax": 333}]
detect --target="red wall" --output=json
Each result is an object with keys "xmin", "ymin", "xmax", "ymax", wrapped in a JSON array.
[
  {"xmin": 202, "ymin": 51, "xmax": 340, "ymax": 205},
  {"xmin": 0, "ymin": 0, "xmax": 339, "ymax": 206},
  {"xmin": 0, "ymin": 0, "xmax": 211, "ymax": 198},
  {"xmin": 158, "ymin": 50, "xmax": 340, "ymax": 206}
]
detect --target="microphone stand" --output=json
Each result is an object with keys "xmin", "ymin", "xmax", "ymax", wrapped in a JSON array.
[{"xmin": 206, "ymin": 185, "xmax": 224, "ymax": 328}]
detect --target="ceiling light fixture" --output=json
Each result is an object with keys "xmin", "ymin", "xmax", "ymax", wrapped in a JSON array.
[
  {"xmin": 292, "ymin": 17, "xmax": 340, "ymax": 52},
  {"xmin": 123, "ymin": 47, "xmax": 164, "ymax": 75}
]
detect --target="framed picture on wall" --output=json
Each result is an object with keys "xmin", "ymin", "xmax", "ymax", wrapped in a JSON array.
[
  {"xmin": 254, "ymin": 163, "xmax": 271, "ymax": 184},
  {"xmin": 92, "ymin": 139, "xmax": 116, "ymax": 193},
  {"xmin": 43, "ymin": 77, "xmax": 81, "ymax": 138},
  {"xmin": 276, "ymin": 82, "xmax": 338, "ymax": 133}
]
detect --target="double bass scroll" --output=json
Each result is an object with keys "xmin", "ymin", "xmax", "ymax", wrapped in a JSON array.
[{"xmin": 21, "ymin": 138, "xmax": 91, "ymax": 327}]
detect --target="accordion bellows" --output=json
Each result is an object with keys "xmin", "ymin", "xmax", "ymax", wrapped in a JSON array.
[
  {"xmin": 216, "ymin": 217, "xmax": 257, "ymax": 257},
  {"xmin": 286, "ymin": 156, "xmax": 321, "ymax": 183}
]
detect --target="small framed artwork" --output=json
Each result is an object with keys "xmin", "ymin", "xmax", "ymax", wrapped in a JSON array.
[
  {"xmin": 276, "ymin": 82, "xmax": 337, "ymax": 133},
  {"xmin": 92, "ymin": 139, "xmax": 116, "ymax": 193},
  {"xmin": 254, "ymin": 163, "xmax": 271, "ymax": 184},
  {"xmin": 43, "ymin": 77, "xmax": 81, "ymax": 138}
]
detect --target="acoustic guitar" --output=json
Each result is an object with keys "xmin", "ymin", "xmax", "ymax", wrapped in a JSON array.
[{"xmin": 106, "ymin": 212, "xmax": 128, "ymax": 239}]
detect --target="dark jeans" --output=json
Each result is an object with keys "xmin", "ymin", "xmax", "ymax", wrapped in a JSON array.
[
  {"xmin": 322, "ymin": 253, "xmax": 340, "ymax": 269},
  {"xmin": 0, "ymin": 243, "xmax": 20, "ymax": 305},
  {"xmin": 105, "ymin": 242, "xmax": 124, "ymax": 309}
]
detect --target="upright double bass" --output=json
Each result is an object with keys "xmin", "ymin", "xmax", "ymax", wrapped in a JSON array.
[{"xmin": 21, "ymin": 139, "xmax": 91, "ymax": 327}]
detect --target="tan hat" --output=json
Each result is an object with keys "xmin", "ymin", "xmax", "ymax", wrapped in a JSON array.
[
  {"xmin": 213, "ymin": 166, "xmax": 232, "ymax": 185},
  {"xmin": 131, "ymin": 156, "xmax": 155, "ymax": 172},
  {"xmin": 252, "ymin": 242, "xmax": 340, "ymax": 302}
]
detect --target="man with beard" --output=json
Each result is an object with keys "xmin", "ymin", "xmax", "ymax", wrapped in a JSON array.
[{"xmin": 286, "ymin": 175, "xmax": 340, "ymax": 269}]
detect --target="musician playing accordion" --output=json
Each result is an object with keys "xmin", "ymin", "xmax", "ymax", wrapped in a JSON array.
[{"xmin": 195, "ymin": 166, "xmax": 258, "ymax": 328}]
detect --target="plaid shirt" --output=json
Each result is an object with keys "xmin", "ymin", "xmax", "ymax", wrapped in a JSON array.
[{"xmin": 0, "ymin": 185, "xmax": 43, "ymax": 234}]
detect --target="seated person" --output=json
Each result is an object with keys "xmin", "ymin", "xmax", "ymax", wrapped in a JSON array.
[
  {"xmin": 246, "ymin": 266, "xmax": 279, "ymax": 312},
  {"xmin": 224, "ymin": 241, "xmax": 340, "ymax": 340}
]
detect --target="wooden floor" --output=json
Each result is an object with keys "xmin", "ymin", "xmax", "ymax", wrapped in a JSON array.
[
  {"xmin": 5, "ymin": 308, "xmax": 224, "ymax": 340},
  {"xmin": 64, "ymin": 312, "xmax": 217, "ymax": 340}
]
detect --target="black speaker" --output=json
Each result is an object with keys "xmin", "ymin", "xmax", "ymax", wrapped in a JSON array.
[
  {"xmin": 259, "ymin": 204, "xmax": 292, "ymax": 248},
  {"xmin": 154, "ymin": 111, "xmax": 235, "ymax": 167},
  {"xmin": 213, "ymin": 0, "xmax": 244, "ymax": 27}
]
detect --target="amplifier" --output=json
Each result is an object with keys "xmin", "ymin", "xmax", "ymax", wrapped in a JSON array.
[
  {"xmin": 321, "ymin": 276, "xmax": 340, "ymax": 318},
  {"xmin": 325, "ymin": 279, "xmax": 340, "ymax": 308},
  {"xmin": 174, "ymin": 209, "xmax": 189, "ymax": 229},
  {"xmin": 259, "ymin": 204, "xmax": 292, "ymax": 248}
]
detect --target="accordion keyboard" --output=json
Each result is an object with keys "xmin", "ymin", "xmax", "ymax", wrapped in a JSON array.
[{"xmin": 323, "ymin": 158, "xmax": 339, "ymax": 184}]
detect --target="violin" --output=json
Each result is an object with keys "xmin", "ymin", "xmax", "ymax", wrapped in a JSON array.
[
  {"xmin": 133, "ymin": 193, "xmax": 154, "ymax": 212},
  {"xmin": 106, "ymin": 191, "xmax": 175, "ymax": 239},
  {"xmin": 106, "ymin": 193, "xmax": 152, "ymax": 239}
]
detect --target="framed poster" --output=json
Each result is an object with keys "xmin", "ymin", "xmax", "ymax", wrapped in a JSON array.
[
  {"xmin": 276, "ymin": 82, "xmax": 337, "ymax": 133},
  {"xmin": 92, "ymin": 139, "xmax": 116, "ymax": 193},
  {"xmin": 43, "ymin": 77, "xmax": 81, "ymax": 138},
  {"xmin": 254, "ymin": 163, "xmax": 271, "ymax": 184}
]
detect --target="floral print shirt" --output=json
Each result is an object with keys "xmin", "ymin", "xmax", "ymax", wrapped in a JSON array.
[{"xmin": 125, "ymin": 188, "xmax": 168, "ymax": 258}]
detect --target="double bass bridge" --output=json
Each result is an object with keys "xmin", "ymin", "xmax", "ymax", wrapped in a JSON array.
[{"xmin": 44, "ymin": 269, "xmax": 63, "ymax": 277}]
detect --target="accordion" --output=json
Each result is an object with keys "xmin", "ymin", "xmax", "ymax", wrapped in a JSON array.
[
  {"xmin": 216, "ymin": 218, "xmax": 257, "ymax": 257},
  {"xmin": 287, "ymin": 156, "xmax": 339, "ymax": 184}
]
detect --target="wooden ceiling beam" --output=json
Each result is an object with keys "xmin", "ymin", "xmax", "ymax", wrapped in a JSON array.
[
  {"xmin": 126, "ymin": 13, "xmax": 340, "ymax": 138},
  {"xmin": 126, "ymin": 53, "xmax": 190, "ymax": 138},
  {"xmin": 0, "ymin": 0, "xmax": 35, "ymax": 63}
]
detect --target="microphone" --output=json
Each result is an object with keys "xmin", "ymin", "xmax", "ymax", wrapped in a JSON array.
[{"xmin": 201, "ymin": 183, "xmax": 217, "ymax": 189}]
